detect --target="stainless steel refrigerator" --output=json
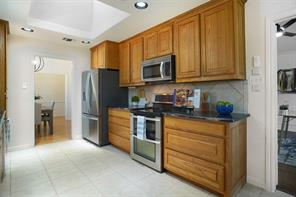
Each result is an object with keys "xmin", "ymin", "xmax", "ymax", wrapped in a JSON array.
[{"xmin": 82, "ymin": 69, "xmax": 128, "ymax": 146}]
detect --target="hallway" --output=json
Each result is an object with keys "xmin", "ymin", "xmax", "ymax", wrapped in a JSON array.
[{"xmin": 35, "ymin": 117, "xmax": 71, "ymax": 145}]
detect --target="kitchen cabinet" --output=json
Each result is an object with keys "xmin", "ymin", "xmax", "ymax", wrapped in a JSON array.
[
  {"xmin": 199, "ymin": 0, "xmax": 246, "ymax": 81},
  {"xmin": 0, "ymin": 20, "xmax": 8, "ymax": 111},
  {"xmin": 119, "ymin": 42, "xmax": 131, "ymax": 86},
  {"xmin": 90, "ymin": 41, "xmax": 119, "ymax": 70},
  {"xmin": 144, "ymin": 24, "xmax": 173, "ymax": 60},
  {"xmin": 108, "ymin": 108, "xmax": 130, "ymax": 153},
  {"xmin": 164, "ymin": 116, "xmax": 247, "ymax": 197},
  {"xmin": 175, "ymin": 0, "xmax": 246, "ymax": 83},
  {"xmin": 130, "ymin": 37, "xmax": 145, "ymax": 85},
  {"xmin": 116, "ymin": 0, "xmax": 246, "ymax": 86},
  {"xmin": 174, "ymin": 14, "xmax": 201, "ymax": 82}
]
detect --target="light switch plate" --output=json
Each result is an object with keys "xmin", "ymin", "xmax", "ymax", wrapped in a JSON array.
[
  {"xmin": 253, "ymin": 56, "xmax": 261, "ymax": 67},
  {"xmin": 22, "ymin": 82, "xmax": 27, "ymax": 89}
]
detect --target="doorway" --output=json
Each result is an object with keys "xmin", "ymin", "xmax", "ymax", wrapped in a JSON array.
[
  {"xmin": 266, "ymin": 9, "xmax": 296, "ymax": 196},
  {"xmin": 34, "ymin": 57, "xmax": 73, "ymax": 145},
  {"xmin": 276, "ymin": 18, "xmax": 296, "ymax": 195}
]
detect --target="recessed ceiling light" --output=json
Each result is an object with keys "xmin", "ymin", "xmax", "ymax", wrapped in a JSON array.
[
  {"xmin": 63, "ymin": 37, "xmax": 73, "ymax": 42},
  {"xmin": 135, "ymin": 1, "xmax": 148, "ymax": 9},
  {"xmin": 82, "ymin": 40, "xmax": 91, "ymax": 44},
  {"xmin": 21, "ymin": 27, "xmax": 34, "ymax": 32}
]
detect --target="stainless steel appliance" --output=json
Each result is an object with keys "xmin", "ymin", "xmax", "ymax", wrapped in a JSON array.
[
  {"xmin": 130, "ymin": 94, "xmax": 174, "ymax": 172},
  {"xmin": 141, "ymin": 55, "xmax": 175, "ymax": 83},
  {"xmin": 82, "ymin": 69, "xmax": 128, "ymax": 146},
  {"xmin": 0, "ymin": 112, "xmax": 10, "ymax": 182}
]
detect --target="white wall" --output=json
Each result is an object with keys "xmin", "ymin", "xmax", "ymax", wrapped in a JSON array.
[
  {"xmin": 277, "ymin": 51, "xmax": 296, "ymax": 131},
  {"xmin": 37, "ymin": 57, "xmax": 73, "ymax": 120},
  {"xmin": 245, "ymin": 0, "xmax": 296, "ymax": 189},
  {"xmin": 35, "ymin": 73, "xmax": 66, "ymax": 117},
  {"xmin": 7, "ymin": 34, "xmax": 89, "ymax": 150}
]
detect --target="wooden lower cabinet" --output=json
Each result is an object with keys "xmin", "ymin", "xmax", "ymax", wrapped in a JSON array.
[
  {"xmin": 164, "ymin": 116, "xmax": 247, "ymax": 197},
  {"xmin": 108, "ymin": 108, "xmax": 130, "ymax": 153}
]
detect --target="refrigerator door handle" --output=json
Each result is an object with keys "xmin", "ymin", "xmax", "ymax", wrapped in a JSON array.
[
  {"xmin": 90, "ymin": 73, "xmax": 99, "ymax": 115},
  {"xmin": 85, "ymin": 73, "xmax": 91, "ymax": 113},
  {"xmin": 82, "ymin": 114, "xmax": 99, "ymax": 121}
]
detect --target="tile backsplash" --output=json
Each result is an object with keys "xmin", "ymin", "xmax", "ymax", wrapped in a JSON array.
[{"xmin": 129, "ymin": 81, "xmax": 248, "ymax": 113}]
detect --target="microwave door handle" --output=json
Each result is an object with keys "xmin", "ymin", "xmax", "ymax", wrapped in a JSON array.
[{"xmin": 160, "ymin": 62, "xmax": 164, "ymax": 78}]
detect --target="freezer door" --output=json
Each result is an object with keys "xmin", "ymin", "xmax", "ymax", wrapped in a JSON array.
[{"xmin": 82, "ymin": 114, "xmax": 100, "ymax": 144}]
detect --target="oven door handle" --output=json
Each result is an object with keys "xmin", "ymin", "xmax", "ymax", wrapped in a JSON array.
[
  {"xmin": 132, "ymin": 115, "xmax": 161, "ymax": 122},
  {"xmin": 132, "ymin": 134, "xmax": 161, "ymax": 145},
  {"xmin": 160, "ymin": 62, "xmax": 164, "ymax": 79}
]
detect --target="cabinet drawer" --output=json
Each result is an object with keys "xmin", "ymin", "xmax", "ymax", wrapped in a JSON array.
[
  {"xmin": 165, "ymin": 128, "xmax": 225, "ymax": 164},
  {"xmin": 109, "ymin": 132, "xmax": 130, "ymax": 153},
  {"xmin": 164, "ymin": 149, "xmax": 224, "ymax": 193},
  {"xmin": 164, "ymin": 116, "xmax": 226, "ymax": 137},
  {"xmin": 109, "ymin": 116, "xmax": 130, "ymax": 128},
  {"xmin": 109, "ymin": 123, "xmax": 130, "ymax": 140},
  {"xmin": 109, "ymin": 109, "xmax": 130, "ymax": 120}
]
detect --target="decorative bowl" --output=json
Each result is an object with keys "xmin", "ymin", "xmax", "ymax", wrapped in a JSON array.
[{"xmin": 216, "ymin": 103, "xmax": 234, "ymax": 115}]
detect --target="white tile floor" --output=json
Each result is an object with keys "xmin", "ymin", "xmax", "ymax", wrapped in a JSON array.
[{"xmin": 0, "ymin": 140, "xmax": 294, "ymax": 197}]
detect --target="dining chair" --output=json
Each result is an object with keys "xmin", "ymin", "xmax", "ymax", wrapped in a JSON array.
[
  {"xmin": 42, "ymin": 101, "xmax": 55, "ymax": 134},
  {"xmin": 35, "ymin": 102, "xmax": 42, "ymax": 133}
]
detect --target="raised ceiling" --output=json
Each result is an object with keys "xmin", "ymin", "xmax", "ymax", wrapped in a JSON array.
[{"xmin": 0, "ymin": 0, "xmax": 208, "ymax": 47}]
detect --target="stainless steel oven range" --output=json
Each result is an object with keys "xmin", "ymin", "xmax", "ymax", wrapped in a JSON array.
[{"xmin": 130, "ymin": 93, "xmax": 174, "ymax": 172}]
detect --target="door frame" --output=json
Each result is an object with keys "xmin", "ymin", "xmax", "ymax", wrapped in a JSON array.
[
  {"xmin": 265, "ymin": 9, "xmax": 296, "ymax": 192},
  {"xmin": 33, "ymin": 55, "xmax": 74, "ymax": 144}
]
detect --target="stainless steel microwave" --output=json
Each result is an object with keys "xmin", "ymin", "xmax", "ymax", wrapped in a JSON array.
[{"xmin": 141, "ymin": 55, "xmax": 175, "ymax": 82}]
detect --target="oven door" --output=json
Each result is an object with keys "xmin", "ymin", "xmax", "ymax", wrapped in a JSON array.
[{"xmin": 130, "ymin": 115, "xmax": 162, "ymax": 172}]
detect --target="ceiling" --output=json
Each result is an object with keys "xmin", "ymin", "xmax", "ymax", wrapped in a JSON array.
[
  {"xmin": 278, "ymin": 18, "xmax": 296, "ymax": 52},
  {"xmin": 0, "ymin": 0, "xmax": 208, "ymax": 48}
]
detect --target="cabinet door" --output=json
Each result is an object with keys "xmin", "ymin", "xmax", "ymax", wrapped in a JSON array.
[
  {"xmin": 90, "ymin": 47, "xmax": 98, "ymax": 69},
  {"xmin": 0, "ymin": 22, "xmax": 7, "ymax": 111},
  {"xmin": 130, "ymin": 37, "xmax": 144, "ymax": 85},
  {"xmin": 119, "ymin": 42, "xmax": 131, "ymax": 86},
  {"xmin": 175, "ymin": 15, "xmax": 201, "ymax": 82},
  {"xmin": 158, "ymin": 25, "xmax": 173, "ymax": 56},
  {"xmin": 144, "ymin": 31, "xmax": 158, "ymax": 60},
  {"xmin": 97, "ymin": 43, "xmax": 106, "ymax": 68},
  {"xmin": 201, "ymin": 2, "xmax": 235, "ymax": 77}
]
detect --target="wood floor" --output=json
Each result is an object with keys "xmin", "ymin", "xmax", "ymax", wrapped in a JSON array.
[{"xmin": 35, "ymin": 116, "xmax": 71, "ymax": 145}]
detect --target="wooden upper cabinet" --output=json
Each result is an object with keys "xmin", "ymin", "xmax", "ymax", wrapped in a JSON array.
[
  {"xmin": 119, "ymin": 42, "xmax": 131, "ymax": 86},
  {"xmin": 144, "ymin": 31, "xmax": 158, "ymax": 60},
  {"xmin": 175, "ymin": 15, "xmax": 201, "ymax": 82},
  {"xmin": 144, "ymin": 24, "xmax": 173, "ymax": 60},
  {"xmin": 130, "ymin": 37, "xmax": 144, "ymax": 85},
  {"xmin": 201, "ymin": 1, "xmax": 235, "ymax": 78},
  {"xmin": 90, "ymin": 41, "xmax": 119, "ymax": 70},
  {"xmin": 0, "ymin": 20, "xmax": 8, "ymax": 111},
  {"xmin": 199, "ymin": 0, "xmax": 246, "ymax": 80},
  {"xmin": 90, "ymin": 47, "xmax": 98, "ymax": 69},
  {"xmin": 158, "ymin": 25, "xmax": 173, "ymax": 56}
]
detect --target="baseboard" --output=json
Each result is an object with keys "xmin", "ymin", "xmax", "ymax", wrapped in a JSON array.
[
  {"xmin": 8, "ymin": 144, "xmax": 34, "ymax": 152},
  {"xmin": 247, "ymin": 176, "xmax": 266, "ymax": 189},
  {"xmin": 72, "ymin": 134, "xmax": 82, "ymax": 140}
]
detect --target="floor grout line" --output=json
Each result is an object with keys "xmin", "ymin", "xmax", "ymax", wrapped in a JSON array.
[{"xmin": 35, "ymin": 145, "xmax": 62, "ymax": 197}]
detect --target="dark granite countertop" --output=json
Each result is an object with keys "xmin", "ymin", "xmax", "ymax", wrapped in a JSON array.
[
  {"xmin": 109, "ymin": 106, "xmax": 147, "ymax": 110},
  {"xmin": 109, "ymin": 106, "xmax": 249, "ymax": 122},
  {"xmin": 164, "ymin": 111, "xmax": 250, "ymax": 123}
]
